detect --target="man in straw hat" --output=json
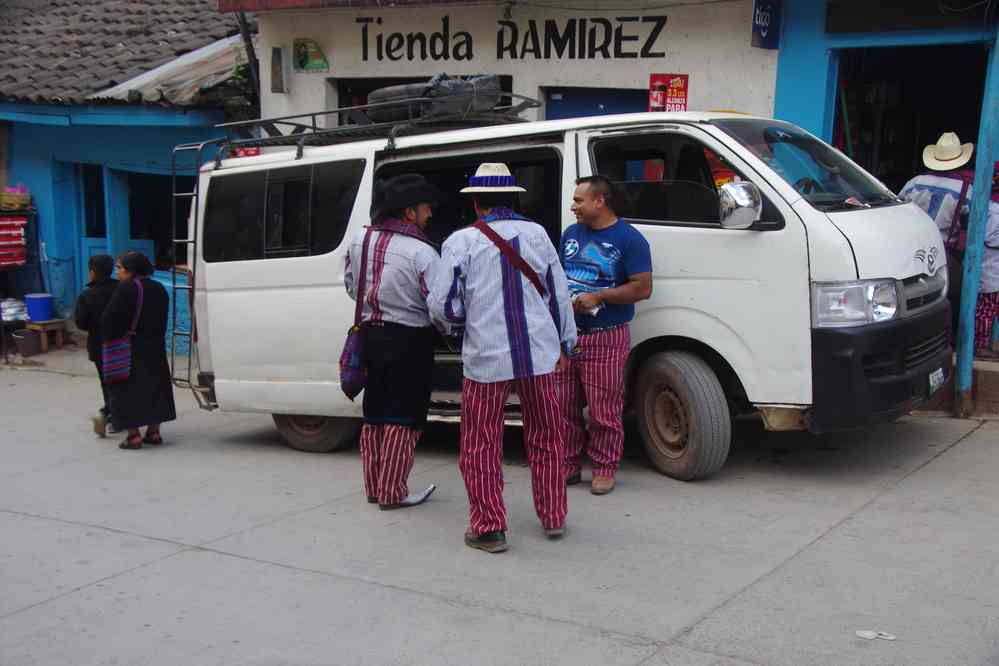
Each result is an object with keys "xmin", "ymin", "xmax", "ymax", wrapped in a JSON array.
[
  {"xmin": 428, "ymin": 162, "xmax": 577, "ymax": 553},
  {"xmin": 344, "ymin": 173, "xmax": 439, "ymax": 510},
  {"xmin": 900, "ymin": 132, "xmax": 974, "ymax": 335}
]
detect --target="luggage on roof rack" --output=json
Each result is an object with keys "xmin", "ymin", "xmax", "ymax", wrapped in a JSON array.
[
  {"xmin": 215, "ymin": 72, "xmax": 536, "ymax": 155},
  {"xmin": 367, "ymin": 74, "xmax": 503, "ymax": 122}
]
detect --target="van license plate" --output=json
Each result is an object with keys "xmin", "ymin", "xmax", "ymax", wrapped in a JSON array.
[{"xmin": 929, "ymin": 368, "xmax": 946, "ymax": 394}]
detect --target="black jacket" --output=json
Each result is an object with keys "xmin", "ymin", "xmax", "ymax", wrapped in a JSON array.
[{"xmin": 74, "ymin": 278, "xmax": 118, "ymax": 362}]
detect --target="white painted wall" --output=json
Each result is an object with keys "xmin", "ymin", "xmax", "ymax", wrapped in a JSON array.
[{"xmin": 256, "ymin": 0, "xmax": 777, "ymax": 122}]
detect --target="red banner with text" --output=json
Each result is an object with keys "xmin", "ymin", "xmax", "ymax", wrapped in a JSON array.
[{"xmin": 648, "ymin": 73, "xmax": 689, "ymax": 113}]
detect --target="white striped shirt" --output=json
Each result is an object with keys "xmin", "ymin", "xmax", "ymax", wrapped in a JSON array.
[
  {"xmin": 428, "ymin": 215, "xmax": 577, "ymax": 383},
  {"xmin": 344, "ymin": 225, "xmax": 439, "ymax": 328}
]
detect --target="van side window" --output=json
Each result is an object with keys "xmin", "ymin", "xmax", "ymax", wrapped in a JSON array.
[
  {"xmin": 265, "ymin": 165, "xmax": 311, "ymax": 256},
  {"xmin": 591, "ymin": 134, "xmax": 781, "ymax": 227},
  {"xmin": 313, "ymin": 160, "xmax": 366, "ymax": 255},
  {"xmin": 204, "ymin": 159, "xmax": 364, "ymax": 263},
  {"xmin": 203, "ymin": 171, "xmax": 266, "ymax": 262}
]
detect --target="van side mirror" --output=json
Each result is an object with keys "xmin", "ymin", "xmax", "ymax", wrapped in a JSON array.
[{"xmin": 719, "ymin": 181, "xmax": 762, "ymax": 230}]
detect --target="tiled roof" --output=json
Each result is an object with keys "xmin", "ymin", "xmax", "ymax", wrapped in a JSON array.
[
  {"xmin": 219, "ymin": 0, "xmax": 468, "ymax": 10},
  {"xmin": 0, "ymin": 0, "xmax": 244, "ymax": 104}
]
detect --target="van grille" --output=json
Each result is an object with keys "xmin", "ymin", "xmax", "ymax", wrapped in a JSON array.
[
  {"xmin": 862, "ymin": 330, "xmax": 949, "ymax": 379},
  {"xmin": 904, "ymin": 331, "xmax": 949, "ymax": 371},
  {"xmin": 901, "ymin": 273, "xmax": 946, "ymax": 316}
]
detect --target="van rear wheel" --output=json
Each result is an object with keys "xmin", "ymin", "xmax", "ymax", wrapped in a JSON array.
[
  {"xmin": 635, "ymin": 351, "xmax": 731, "ymax": 481},
  {"xmin": 272, "ymin": 414, "xmax": 360, "ymax": 453}
]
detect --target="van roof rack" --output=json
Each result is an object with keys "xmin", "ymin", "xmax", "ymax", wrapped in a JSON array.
[{"xmin": 216, "ymin": 91, "xmax": 540, "ymax": 156}]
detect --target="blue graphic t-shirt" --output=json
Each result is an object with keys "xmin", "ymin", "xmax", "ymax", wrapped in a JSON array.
[{"xmin": 561, "ymin": 220, "xmax": 652, "ymax": 330}]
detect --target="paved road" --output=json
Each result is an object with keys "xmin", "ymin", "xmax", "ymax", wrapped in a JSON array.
[{"xmin": 1, "ymin": 363, "xmax": 998, "ymax": 665}]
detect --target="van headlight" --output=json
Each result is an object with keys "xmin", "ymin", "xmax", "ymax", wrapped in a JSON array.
[{"xmin": 812, "ymin": 280, "xmax": 899, "ymax": 328}]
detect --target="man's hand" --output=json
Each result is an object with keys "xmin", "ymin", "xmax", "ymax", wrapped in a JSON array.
[
  {"xmin": 573, "ymin": 292, "xmax": 603, "ymax": 313},
  {"xmin": 555, "ymin": 352, "xmax": 570, "ymax": 372}
]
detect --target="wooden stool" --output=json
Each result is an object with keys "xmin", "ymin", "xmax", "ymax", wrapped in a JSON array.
[{"xmin": 26, "ymin": 319, "xmax": 67, "ymax": 353}]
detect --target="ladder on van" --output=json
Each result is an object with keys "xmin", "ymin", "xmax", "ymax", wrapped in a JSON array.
[{"xmin": 169, "ymin": 139, "xmax": 227, "ymax": 411}]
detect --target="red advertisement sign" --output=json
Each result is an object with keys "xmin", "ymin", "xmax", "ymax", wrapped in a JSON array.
[{"xmin": 648, "ymin": 73, "xmax": 689, "ymax": 112}]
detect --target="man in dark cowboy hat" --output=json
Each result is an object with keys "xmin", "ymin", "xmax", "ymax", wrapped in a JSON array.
[
  {"xmin": 428, "ymin": 163, "xmax": 577, "ymax": 553},
  {"xmin": 345, "ymin": 173, "xmax": 440, "ymax": 510}
]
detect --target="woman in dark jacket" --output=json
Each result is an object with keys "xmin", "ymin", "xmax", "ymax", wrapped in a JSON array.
[
  {"xmin": 100, "ymin": 251, "xmax": 177, "ymax": 450},
  {"xmin": 73, "ymin": 254, "xmax": 118, "ymax": 437}
]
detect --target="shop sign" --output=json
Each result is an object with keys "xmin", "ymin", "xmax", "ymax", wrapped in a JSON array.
[
  {"xmin": 648, "ymin": 73, "xmax": 688, "ymax": 112},
  {"xmin": 356, "ymin": 15, "xmax": 668, "ymax": 62},
  {"xmin": 293, "ymin": 38, "xmax": 330, "ymax": 72},
  {"xmin": 751, "ymin": 0, "xmax": 781, "ymax": 50}
]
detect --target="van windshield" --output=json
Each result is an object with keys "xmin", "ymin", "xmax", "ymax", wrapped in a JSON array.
[{"xmin": 713, "ymin": 118, "xmax": 901, "ymax": 211}]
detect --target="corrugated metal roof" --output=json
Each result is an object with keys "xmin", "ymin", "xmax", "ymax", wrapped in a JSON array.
[{"xmin": 0, "ymin": 0, "xmax": 246, "ymax": 105}]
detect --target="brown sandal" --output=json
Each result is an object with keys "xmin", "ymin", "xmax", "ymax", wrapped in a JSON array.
[
  {"xmin": 143, "ymin": 433, "xmax": 163, "ymax": 445},
  {"xmin": 119, "ymin": 435, "xmax": 143, "ymax": 450}
]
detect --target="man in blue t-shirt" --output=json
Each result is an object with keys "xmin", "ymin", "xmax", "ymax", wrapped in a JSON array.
[{"xmin": 556, "ymin": 175, "xmax": 652, "ymax": 495}]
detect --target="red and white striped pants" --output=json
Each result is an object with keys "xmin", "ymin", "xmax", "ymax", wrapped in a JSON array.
[
  {"xmin": 359, "ymin": 424, "xmax": 421, "ymax": 504},
  {"xmin": 459, "ymin": 373, "xmax": 567, "ymax": 536},
  {"xmin": 555, "ymin": 325, "xmax": 630, "ymax": 479},
  {"xmin": 975, "ymin": 291, "xmax": 999, "ymax": 350}
]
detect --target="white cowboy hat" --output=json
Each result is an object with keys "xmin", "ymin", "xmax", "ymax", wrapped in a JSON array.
[
  {"xmin": 923, "ymin": 132, "xmax": 974, "ymax": 171},
  {"xmin": 460, "ymin": 162, "xmax": 526, "ymax": 193}
]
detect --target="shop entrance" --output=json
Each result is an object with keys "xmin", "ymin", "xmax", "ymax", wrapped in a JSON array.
[
  {"xmin": 833, "ymin": 44, "xmax": 988, "ymax": 192},
  {"xmin": 544, "ymin": 86, "xmax": 648, "ymax": 120}
]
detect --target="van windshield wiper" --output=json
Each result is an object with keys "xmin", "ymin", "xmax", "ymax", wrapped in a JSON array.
[{"xmin": 811, "ymin": 196, "xmax": 870, "ymax": 211}]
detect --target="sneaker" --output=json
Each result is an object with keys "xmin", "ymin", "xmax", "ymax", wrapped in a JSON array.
[
  {"xmin": 565, "ymin": 472, "xmax": 581, "ymax": 486},
  {"xmin": 91, "ymin": 412, "xmax": 107, "ymax": 438},
  {"xmin": 464, "ymin": 530, "xmax": 508, "ymax": 553},
  {"xmin": 591, "ymin": 475, "xmax": 615, "ymax": 495},
  {"xmin": 544, "ymin": 526, "xmax": 565, "ymax": 539}
]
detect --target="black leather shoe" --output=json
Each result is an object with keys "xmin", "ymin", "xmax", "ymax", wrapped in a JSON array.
[
  {"xmin": 378, "ymin": 484, "xmax": 436, "ymax": 511},
  {"xmin": 464, "ymin": 530, "xmax": 508, "ymax": 553},
  {"xmin": 367, "ymin": 496, "xmax": 378, "ymax": 504}
]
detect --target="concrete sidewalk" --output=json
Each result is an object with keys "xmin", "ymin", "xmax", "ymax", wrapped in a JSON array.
[{"xmin": 1, "ymin": 360, "xmax": 998, "ymax": 665}]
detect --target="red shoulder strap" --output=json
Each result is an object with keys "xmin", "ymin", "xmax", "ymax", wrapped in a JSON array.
[{"xmin": 473, "ymin": 220, "xmax": 546, "ymax": 297}]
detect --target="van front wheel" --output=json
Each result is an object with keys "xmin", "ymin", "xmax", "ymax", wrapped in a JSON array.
[
  {"xmin": 272, "ymin": 414, "xmax": 360, "ymax": 453},
  {"xmin": 635, "ymin": 351, "xmax": 731, "ymax": 481}
]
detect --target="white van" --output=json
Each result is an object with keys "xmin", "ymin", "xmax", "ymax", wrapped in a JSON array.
[{"xmin": 174, "ymin": 110, "xmax": 950, "ymax": 481}]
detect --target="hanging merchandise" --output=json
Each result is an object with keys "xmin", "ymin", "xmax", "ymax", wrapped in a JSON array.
[{"xmin": 0, "ymin": 216, "xmax": 28, "ymax": 268}]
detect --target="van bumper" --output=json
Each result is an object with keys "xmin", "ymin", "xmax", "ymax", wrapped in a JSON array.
[{"xmin": 809, "ymin": 300, "xmax": 951, "ymax": 433}]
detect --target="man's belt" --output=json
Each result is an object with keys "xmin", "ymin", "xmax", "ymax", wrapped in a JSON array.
[{"xmin": 577, "ymin": 322, "xmax": 628, "ymax": 335}]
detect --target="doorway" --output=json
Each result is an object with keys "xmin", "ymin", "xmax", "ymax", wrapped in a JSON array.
[
  {"xmin": 128, "ymin": 173, "xmax": 194, "ymax": 268},
  {"xmin": 544, "ymin": 87, "xmax": 649, "ymax": 120},
  {"xmin": 833, "ymin": 44, "xmax": 988, "ymax": 192}
]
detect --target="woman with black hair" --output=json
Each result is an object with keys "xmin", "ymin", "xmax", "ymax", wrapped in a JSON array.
[
  {"xmin": 100, "ymin": 251, "xmax": 177, "ymax": 450},
  {"xmin": 74, "ymin": 254, "xmax": 118, "ymax": 437}
]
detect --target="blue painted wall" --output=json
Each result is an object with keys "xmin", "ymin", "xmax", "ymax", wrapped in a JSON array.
[
  {"xmin": 775, "ymin": 0, "xmax": 994, "ymax": 140},
  {"xmin": 5, "ymin": 106, "xmax": 224, "ymax": 313}
]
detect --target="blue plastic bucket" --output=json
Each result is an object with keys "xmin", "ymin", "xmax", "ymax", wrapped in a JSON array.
[{"xmin": 24, "ymin": 293, "xmax": 54, "ymax": 322}]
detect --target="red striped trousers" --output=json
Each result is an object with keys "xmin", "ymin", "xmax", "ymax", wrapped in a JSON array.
[
  {"xmin": 359, "ymin": 424, "xmax": 421, "ymax": 504},
  {"xmin": 460, "ymin": 373, "xmax": 567, "ymax": 536},
  {"xmin": 555, "ymin": 325, "xmax": 630, "ymax": 479}
]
